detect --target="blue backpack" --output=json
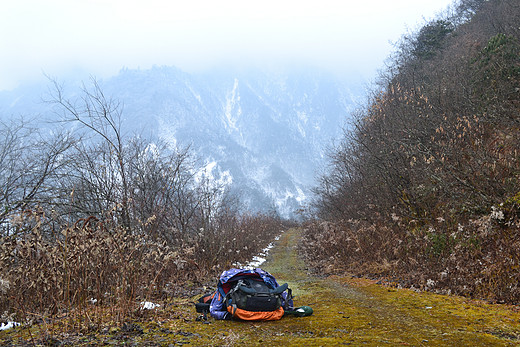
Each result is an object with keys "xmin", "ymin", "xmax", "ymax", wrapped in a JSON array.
[{"xmin": 196, "ymin": 268, "xmax": 293, "ymax": 321}]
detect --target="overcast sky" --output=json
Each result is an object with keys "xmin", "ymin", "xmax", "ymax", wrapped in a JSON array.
[{"xmin": 0, "ymin": 0, "xmax": 455, "ymax": 91}]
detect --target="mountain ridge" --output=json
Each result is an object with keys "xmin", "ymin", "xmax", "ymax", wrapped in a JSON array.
[{"xmin": 0, "ymin": 65, "xmax": 363, "ymax": 217}]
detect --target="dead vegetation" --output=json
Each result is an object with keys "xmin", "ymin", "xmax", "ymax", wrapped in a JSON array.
[
  {"xmin": 311, "ymin": 0, "xmax": 520, "ymax": 304},
  {"xmin": 301, "ymin": 213, "xmax": 520, "ymax": 303},
  {"xmin": 0, "ymin": 209, "xmax": 285, "ymax": 335}
]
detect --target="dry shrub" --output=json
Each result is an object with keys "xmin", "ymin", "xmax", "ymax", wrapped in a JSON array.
[
  {"xmin": 0, "ymin": 211, "xmax": 198, "ymax": 328},
  {"xmin": 191, "ymin": 213, "xmax": 286, "ymax": 274},
  {"xmin": 0, "ymin": 208, "xmax": 289, "ymax": 331},
  {"xmin": 301, "ymin": 208, "xmax": 520, "ymax": 303},
  {"xmin": 300, "ymin": 220, "xmax": 404, "ymax": 277},
  {"xmin": 435, "ymin": 215, "xmax": 520, "ymax": 303}
]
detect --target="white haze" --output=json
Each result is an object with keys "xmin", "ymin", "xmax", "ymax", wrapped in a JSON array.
[{"xmin": 1, "ymin": 0, "xmax": 454, "ymax": 91}]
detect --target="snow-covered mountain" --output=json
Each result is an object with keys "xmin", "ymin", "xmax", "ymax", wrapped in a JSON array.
[{"xmin": 0, "ymin": 66, "xmax": 363, "ymax": 217}]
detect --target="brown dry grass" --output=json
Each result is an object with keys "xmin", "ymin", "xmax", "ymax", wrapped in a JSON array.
[
  {"xmin": 300, "ymin": 210, "xmax": 520, "ymax": 304},
  {"xmin": 0, "ymin": 209, "xmax": 287, "ymax": 334}
]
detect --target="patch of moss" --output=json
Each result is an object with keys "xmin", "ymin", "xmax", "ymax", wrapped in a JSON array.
[{"xmin": 502, "ymin": 191, "xmax": 520, "ymax": 221}]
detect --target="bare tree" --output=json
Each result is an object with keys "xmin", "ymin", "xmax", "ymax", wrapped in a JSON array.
[
  {"xmin": 44, "ymin": 77, "xmax": 227, "ymax": 242},
  {"xmin": 0, "ymin": 117, "xmax": 74, "ymax": 235},
  {"xmin": 46, "ymin": 77, "xmax": 133, "ymax": 230},
  {"xmin": 125, "ymin": 137, "xmax": 199, "ymax": 241}
]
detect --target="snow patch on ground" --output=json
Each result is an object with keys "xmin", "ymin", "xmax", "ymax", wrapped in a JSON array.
[
  {"xmin": 295, "ymin": 186, "xmax": 307, "ymax": 203},
  {"xmin": 0, "ymin": 322, "xmax": 20, "ymax": 331},
  {"xmin": 140, "ymin": 301, "xmax": 160, "ymax": 310},
  {"xmin": 195, "ymin": 160, "xmax": 233, "ymax": 187},
  {"xmin": 158, "ymin": 119, "xmax": 178, "ymax": 148},
  {"xmin": 297, "ymin": 111, "xmax": 308, "ymax": 137},
  {"xmin": 297, "ymin": 110, "xmax": 308, "ymax": 123},
  {"xmin": 188, "ymin": 84, "xmax": 203, "ymax": 105},
  {"xmin": 234, "ymin": 233, "xmax": 283, "ymax": 269},
  {"xmin": 297, "ymin": 122, "xmax": 306, "ymax": 137},
  {"xmin": 265, "ymin": 187, "xmax": 307, "ymax": 213}
]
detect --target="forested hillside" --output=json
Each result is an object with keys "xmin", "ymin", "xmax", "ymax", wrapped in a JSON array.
[{"xmin": 307, "ymin": 0, "xmax": 520, "ymax": 303}]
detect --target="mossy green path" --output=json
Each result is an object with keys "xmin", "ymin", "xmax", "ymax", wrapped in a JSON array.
[
  {"xmin": 164, "ymin": 228, "xmax": 520, "ymax": 346},
  {"xmin": 256, "ymin": 228, "xmax": 520, "ymax": 346},
  {"xmin": 178, "ymin": 228, "xmax": 520, "ymax": 346},
  {"xmin": 2, "ymin": 228, "xmax": 520, "ymax": 346}
]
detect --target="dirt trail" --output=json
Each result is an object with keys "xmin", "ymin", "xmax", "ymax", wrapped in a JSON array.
[{"xmin": 3, "ymin": 228, "xmax": 520, "ymax": 346}]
